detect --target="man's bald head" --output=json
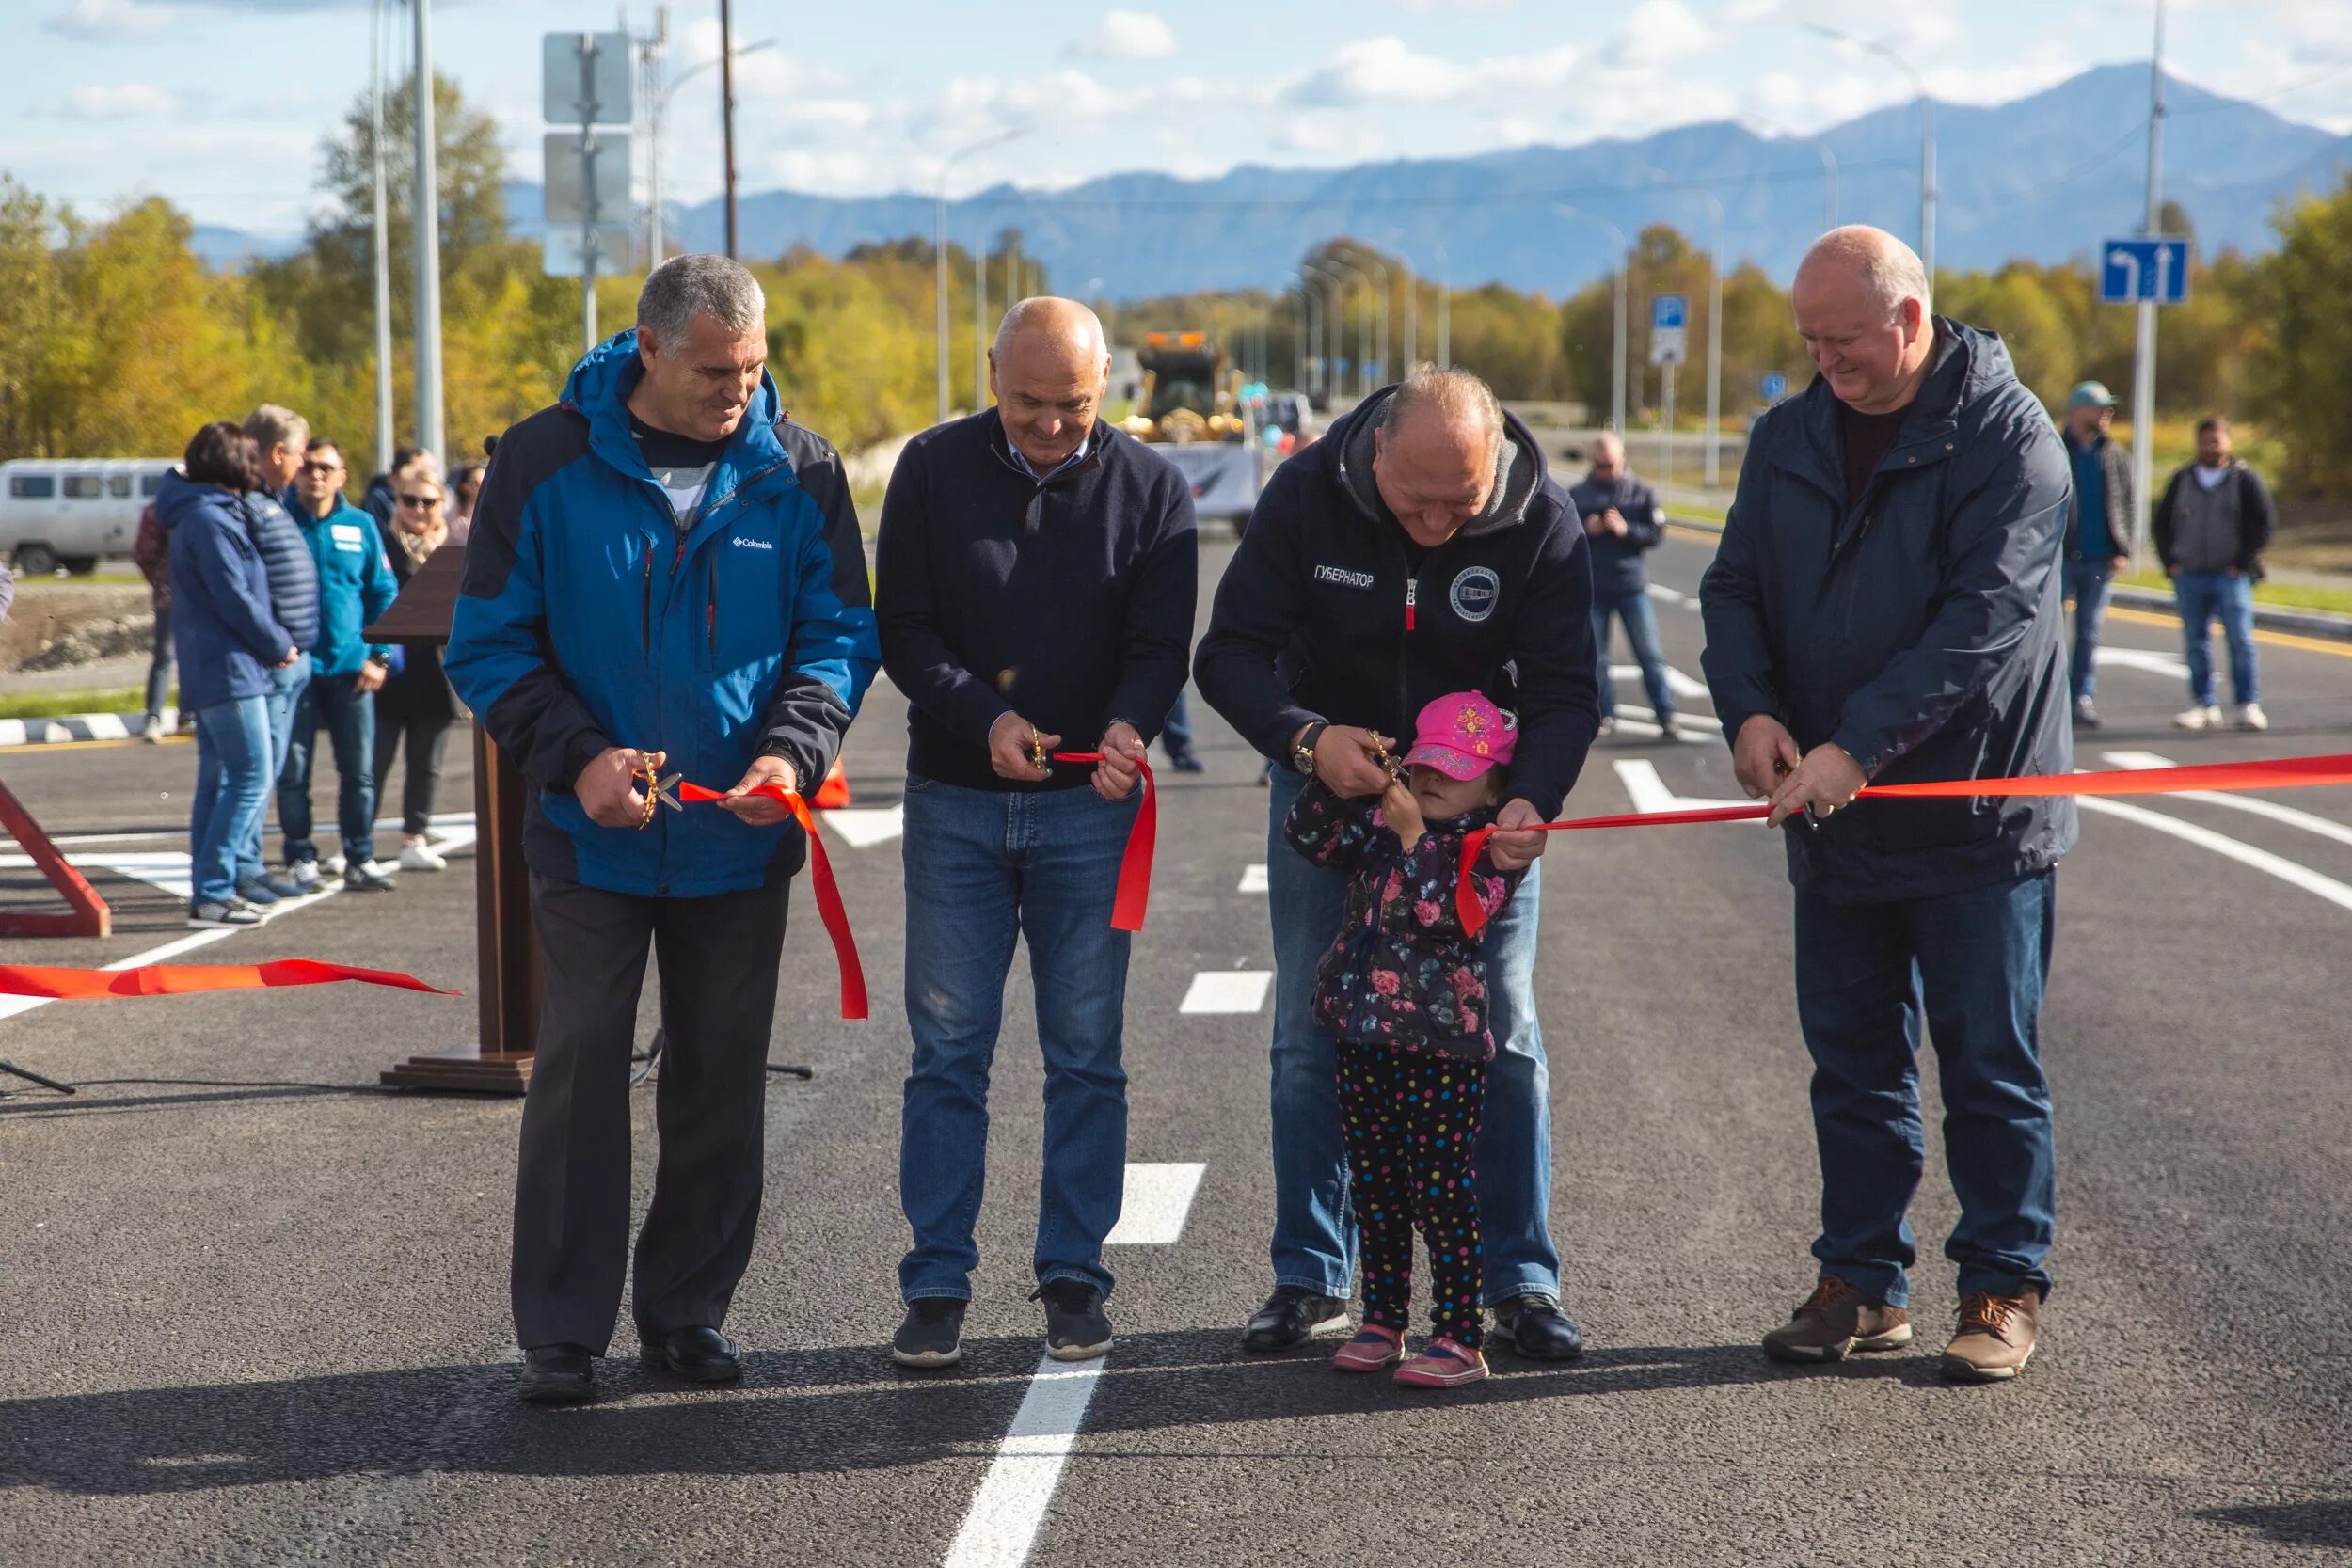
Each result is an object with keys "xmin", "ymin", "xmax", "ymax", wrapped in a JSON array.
[
  {"xmin": 989, "ymin": 296, "xmax": 1113, "ymax": 473},
  {"xmin": 1791, "ymin": 226, "xmax": 1937, "ymax": 415},
  {"xmin": 1589, "ymin": 430, "xmax": 1626, "ymax": 478},
  {"xmin": 1374, "ymin": 365, "xmax": 1508, "ymax": 547}
]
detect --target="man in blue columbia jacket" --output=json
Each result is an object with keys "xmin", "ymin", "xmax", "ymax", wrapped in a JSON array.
[
  {"xmin": 447, "ymin": 255, "xmax": 879, "ymax": 1404},
  {"xmin": 277, "ymin": 437, "xmax": 399, "ymax": 888},
  {"xmin": 1701, "ymin": 228, "xmax": 2074, "ymax": 1385}
]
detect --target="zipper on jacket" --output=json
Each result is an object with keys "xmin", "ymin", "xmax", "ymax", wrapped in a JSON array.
[
  {"xmin": 706, "ymin": 550, "xmax": 717, "ymax": 657},
  {"xmin": 640, "ymin": 549, "xmax": 654, "ymax": 648},
  {"xmin": 1405, "ymin": 576, "xmax": 1418, "ymax": 633}
]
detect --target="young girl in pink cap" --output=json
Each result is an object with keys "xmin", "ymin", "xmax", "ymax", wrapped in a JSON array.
[{"xmin": 1279, "ymin": 690, "xmax": 1526, "ymax": 1387}]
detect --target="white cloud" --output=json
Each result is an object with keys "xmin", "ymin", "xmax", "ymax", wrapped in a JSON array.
[
  {"xmin": 42, "ymin": 0, "xmax": 176, "ymax": 36},
  {"xmin": 1291, "ymin": 37, "xmax": 1468, "ymax": 106},
  {"xmin": 1615, "ymin": 0, "xmax": 1713, "ymax": 67},
  {"xmin": 1075, "ymin": 10, "xmax": 1177, "ymax": 61},
  {"xmin": 64, "ymin": 83, "xmax": 180, "ymax": 119}
]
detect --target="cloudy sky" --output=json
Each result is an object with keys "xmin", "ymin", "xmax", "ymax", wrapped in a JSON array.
[{"xmin": 13, "ymin": 0, "xmax": 2349, "ymax": 239}]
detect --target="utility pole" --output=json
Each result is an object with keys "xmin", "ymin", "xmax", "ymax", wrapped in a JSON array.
[
  {"xmin": 2129, "ymin": 0, "xmax": 2167, "ymax": 564},
  {"xmin": 412, "ymin": 0, "xmax": 444, "ymax": 461},
  {"xmin": 633, "ymin": 7, "xmax": 668, "ymax": 267},
  {"xmin": 718, "ymin": 0, "xmax": 738, "ymax": 258},
  {"xmin": 370, "ymin": 0, "xmax": 393, "ymax": 476}
]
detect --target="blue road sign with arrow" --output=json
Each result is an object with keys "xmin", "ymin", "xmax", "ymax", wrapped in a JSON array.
[
  {"xmin": 2100, "ymin": 238, "xmax": 2189, "ymax": 305},
  {"xmin": 1761, "ymin": 372, "xmax": 1788, "ymax": 403}
]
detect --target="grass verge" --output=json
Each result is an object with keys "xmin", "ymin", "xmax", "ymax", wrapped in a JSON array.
[{"xmin": 0, "ymin": 687, "xmax": 152, "ymax": 721}]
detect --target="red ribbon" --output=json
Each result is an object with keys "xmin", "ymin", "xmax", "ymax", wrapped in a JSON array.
[
  {"xmin": 1049, "ymin": 752, "xmax": 1157, "ymax": 932},
  {"xmin": 1454, "ymin": 752, "xmax": 2352, "ymax": 938},
  {"xmin": 0, "ymin": 958, "xmax": 457, "ymax": 1000},
  {"xmin": 675, "ymin": 781, "xmax": 869, "ymax": 1020}
]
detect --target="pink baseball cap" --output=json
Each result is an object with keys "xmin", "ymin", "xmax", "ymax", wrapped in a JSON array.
[{"xmin": 1401, "ymin": 691, "xmax": 1517, "ymax": 781}]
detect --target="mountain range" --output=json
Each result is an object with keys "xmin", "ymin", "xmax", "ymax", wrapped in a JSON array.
[{"xmin": 201, "ymin": 64, "xmax": 2351, "ymax": 297}]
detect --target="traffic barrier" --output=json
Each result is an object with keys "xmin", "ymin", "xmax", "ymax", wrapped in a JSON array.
[{"xmin": 0, "ymin": 782, "xmax": 110, "ymax": 938}]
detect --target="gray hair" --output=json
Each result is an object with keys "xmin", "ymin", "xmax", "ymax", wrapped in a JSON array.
[
  {"xmin": 992, "ymin": 296, "xmax": 1108, "ymax": 361},
  {"xmin": 243, "ymin": 404, "xmax": 309, "ymax": 452},
  {"xmin": 637, "ymin": 253, "xmax": 766, "ymax": 348},
  {"xmin": 1800, "ymin": 225, "xmax": 1931, "ymax": 323},
  {"xmin": 1381, "ymin": 364, "xmax": 1503, "ymax": 452}
]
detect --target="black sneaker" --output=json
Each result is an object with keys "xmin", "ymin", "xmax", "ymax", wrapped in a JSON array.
[
  {"xmin": 517, "ymin": 1343, "xmax": 595, "ymax": 1404},
  {"xmin": 1242, "ymin": 1285, "xmax": 1352, "ymax": 1353},
  {"xmin": 1490, "ymin": 1294, "xmax": 1585, "ymax": 1360},
  {"xmin": 343, "ymin": 863, "xmax": 398, "ymax": 893},
  {"xmin": 1032, "ymin": 1279, "xmax": 1113, "ymax": 1361},
  {"xmin": 186, "ymin": 897, "xmax": 265, "ymax": 929},
  {"xmin": 1165, "ymin": 745, "xmax": 1207, "ymax": 774},
  {"xmin": 892, "ymin": 1298, "xmax": 967, "ymax": 1369},
  {"xmin": 2074, "ymin": 699, "xmax": 2103, "ymax": 730}
]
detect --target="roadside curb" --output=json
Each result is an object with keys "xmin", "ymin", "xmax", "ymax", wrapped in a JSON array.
[
  {"xmin": 0, "ymin": 707, "xmax": 171, "ymax": 747},
  {"xmin": 1665, "ymin": 510, "xmax": 2352, "ymax": 644}
]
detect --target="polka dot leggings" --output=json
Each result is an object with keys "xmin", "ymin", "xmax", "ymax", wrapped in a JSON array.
[{"xmin": 1336, "ymin": 1039, "xmax": 1487, "ymax": 1347}]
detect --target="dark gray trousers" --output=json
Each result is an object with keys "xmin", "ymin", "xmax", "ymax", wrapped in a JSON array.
[{"xmin": 512, "ymin": 871, "xmax": 790, "ymax": 1354}]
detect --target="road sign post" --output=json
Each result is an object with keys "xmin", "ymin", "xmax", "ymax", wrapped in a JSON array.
[
  {"xmin": 543, "ymin": 33, "xmax": 631, "ymax": 353},
  {"xmin": 1761, "ymin": 372, "xmax": 1788, "ymax": 405},
  {"xmin": 1650, "ymin": 294, "xmax": 1686, "ymax": 495},
  {"xmin": 2101, "ymin": 233, "xmax": 2190, "ymax": 563}
]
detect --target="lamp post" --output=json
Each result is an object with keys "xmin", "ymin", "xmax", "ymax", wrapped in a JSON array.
[
  {"xmin": 1303, "ymin": 260, "xmax": 1345, "ymax": 404},
  {"xmin": 1555, "ymin": 203, "xmax": 1629, "ymax": 435},
  {"xmin": 1433, "ymin": 242, "xmax": 1451, "ymax": 369},
  {"xmin": 650, "ymin": 35, "xmax": 771, "ymax": 270},
  {"xmin": 411, "ymin": 0, "xmax": 443, "ymax": 461},
  {"xmin": 1808, "ymin": 24, "xmax": 1932, "ymax": 279},
  {"xmin": 2129, "ymin": 0, "xmax": 2167, "ymax": 563},
  {"xmin": 934, "ymin": 128, "xmax": 1026, "ymax": 425},
  {"xmin": 1644, "ymin": 166, "xmax": 1724, "ymax": 490},
  {"xmin": 1359, "ymin": 254, "xmax": 1390, "ymax": 391},
  {"xmin": 1382, "ymin": 232, "xmax": 1419, "ymax": 371},
  {"xmin": 1321, "ymin": 254, "xmax": 1375, "ymax": 399},
  {"xmin": 369, "ymin": 0, "xmax": 393, "ymax": 474}
]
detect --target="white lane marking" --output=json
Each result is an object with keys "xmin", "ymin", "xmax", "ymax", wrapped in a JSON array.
[
  {"xmin": 1613, "ymin": 705, "xmax": 1724, "ymax": 739},
  {"xmin": 2101, "ymin": 751, "xmax": 2352, "ymax": 850},
  {"xmin": 2078, "ymin": 796, "xmax": 2352, "ymax": 913},
  {"xmin": 1613, "ymin": 759, "xmax": 1753, "ymax": 815},
  {"xmin": 1608, "ymin": 663, "xmax": 1713, "ymax": 702},
  {"xmin": 1238, "ymin": 863, "xmax": 1267, "ymax": 894},
  {"xmin": 1645, "ymin": 583, "xmax": 1687, "ymax": 603},
  {"xmin": 1179, "ymin": 971, "xmax": 1272, "ymax": 1014},
  {"xmin": 941, "ymin": 1358, "xmax": 1107, "ymax": 1568},
  {"xmin": 1104, "ymin": 1163, "xmax": 1206, "ymax": 1245},
  {"xmin": 820, "ymin": 805, "xmax": 905, "ymax": 848},
  {"xmin": 2095, "ymin": 647, "xmax": 2190, "ymax": 679}
]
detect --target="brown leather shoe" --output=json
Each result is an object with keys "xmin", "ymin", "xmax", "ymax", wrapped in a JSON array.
[
  {"xmin": 1941, "ymin": 1290, "xmax": 2040, "ymax": 1382},
  {"xmin": 1761, "ymin": 1275, "xmax": 1913, "ymax": 1363}
]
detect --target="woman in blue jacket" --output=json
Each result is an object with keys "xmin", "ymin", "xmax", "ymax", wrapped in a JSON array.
[{"xmin": 160, "ymin": 423, "xmax": 299, "ymax": 928}]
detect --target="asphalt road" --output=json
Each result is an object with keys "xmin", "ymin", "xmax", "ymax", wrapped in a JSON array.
[{"xmin": 3, "ymin": 531, "xmax": 2349, "ymax": 1566}]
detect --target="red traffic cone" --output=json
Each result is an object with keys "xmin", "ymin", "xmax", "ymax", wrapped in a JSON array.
[{"xmin": 813, "ymin": 758, "xmax": 851, "ymax": 809}]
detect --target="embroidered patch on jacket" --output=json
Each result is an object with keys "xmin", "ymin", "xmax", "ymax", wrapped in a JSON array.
[
  {"xmin": 1314, "ymin": 563, "xmax": 1375, "ymax": 590},
  {"xmin": 1449, "ymin": 565, "xmax": 1500, "ymax": 623}
]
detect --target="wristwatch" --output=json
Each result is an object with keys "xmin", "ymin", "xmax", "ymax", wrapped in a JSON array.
[{"xmin": 1291, "ymin": 720, "xmax": 1328, "ymax": 776}]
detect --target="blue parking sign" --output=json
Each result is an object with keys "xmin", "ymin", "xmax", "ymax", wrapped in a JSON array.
[{"xmin": 1761, "ymin": 372, "xmax": 1788, "ymax": 403}]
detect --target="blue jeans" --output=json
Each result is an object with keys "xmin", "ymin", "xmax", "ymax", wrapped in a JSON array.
[
  {"xmin": 2062, "ymin": 557, "xmax": 2114, "ymax": 705},
  {"xmin": 898, "ymin": 776, "xmax": 1138, "ymax": 1302},
  {"xmin": 2175, "ymin": 571, "xmax": 2258, "ymax": 706},
  {"xmin": 278, "ymin": 672, "xmax": 378, "ymax": 867},
  {"xmin": 1792, "ymin": 869, "xmax": 2058, "ymax": 1306},
  {"xmin": 144, "ymin": 603, "xmax": 175, "ymax": 722},
  {"xmin": 1162, "ymin": 689, "xmax": 1195, "ymax": 753},
  {"xmin": 241, "ymin": 654, "xmax": 310, "ymax": 882},
  {"xmin": 1263, "ymin": 767, "xmax": 1557, "ymax": 1306},
  {"xmin": 188, "ymin": 695, "xmax": 274, "ymax": 907},
  {"xmin": 1590, "ymin": 587, "xmax": 1673, "ymax": 722}
]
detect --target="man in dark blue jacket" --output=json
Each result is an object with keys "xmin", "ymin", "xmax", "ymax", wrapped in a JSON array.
[
  {"xmin": 447, "ymin": 254, "xmax": 879, "ymax": 1405},
  {"xmin": 277, "ymin": 437, "xmax": 399, "ymax": 891},
  {"xmin": 1700, "ymin": 227, "xmax": 2074, "ymax": 1384},
  {"xmin": 240, "ymin": 405, "xmax": 324, "ymax": 901},
  {"xmin": 1569, "ymin": 431, "xmax": 1676, "ymax": 737},
  {"xmin": 876, "ymin": 298, "xmax": 1195, "ymax": 1370},
  {"xmin": 1196, "ymin": 366, "xmax": 1599, "ymax": 1361}
]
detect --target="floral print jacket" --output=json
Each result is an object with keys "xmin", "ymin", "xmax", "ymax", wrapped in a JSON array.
[{"xmin": 1281, "ymin": 778, "xmax": 1524, "ymax": 1061}]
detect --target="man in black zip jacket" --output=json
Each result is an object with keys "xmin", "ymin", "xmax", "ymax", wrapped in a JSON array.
[
  {"xmin": 1195, "ymin": 366, "xmax": 1599, "ymax": 1360},
  {"xmin": 876, "ymin": 297, "xmax": 1197, "ymax": 1370}
]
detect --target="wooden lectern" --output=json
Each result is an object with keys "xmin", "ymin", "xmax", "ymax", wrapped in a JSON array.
[{"xmin": 365, "ymin": 544, "xmax": 540, "ymax": 1094}]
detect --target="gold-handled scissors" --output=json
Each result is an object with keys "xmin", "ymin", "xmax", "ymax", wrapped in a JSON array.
[
  {"xmin": 1027, "ymin": 725, "xmax": 1049, "ymax": 771},
  {"xmin": 1368, "ymin": 736, "xmax": 1404, "ymax": 783},
  {"xmin": 632, "ymin": 760, "xmax": 683, "ymax": 829}
]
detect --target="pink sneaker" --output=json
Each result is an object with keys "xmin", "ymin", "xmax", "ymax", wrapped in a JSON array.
[
  {"xmin": 1393, "ymin": 1336, "xmax": 1488, "ymax": 1388},
  {"xmin": 1332, "ymin": 1324, "xmax": 1404, "ymax": 1373}
]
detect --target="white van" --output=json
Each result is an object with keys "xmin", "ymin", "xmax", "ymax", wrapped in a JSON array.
[{"xmin": 0, "ymin": 457, "xmax": 179, "ymax": 575}]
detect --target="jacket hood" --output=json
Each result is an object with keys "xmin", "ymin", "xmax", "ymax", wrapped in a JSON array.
[
  {"xmin": 154, "ymin": 467, "xmax": 240, "ymax": 532},
  {"xmin": 1763, "ymin": 318, "xmax": 2032, "ymax": 497},
  {"xmin": 560, "ymin": 326, "xmax": 791, "ymax": 485},
  {"xmin": 1331, "ymin": 383, "xmax": 1550, "ymax": 539}
]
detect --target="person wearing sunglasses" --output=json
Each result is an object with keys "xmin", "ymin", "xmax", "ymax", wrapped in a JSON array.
[
  {"xmin": 279, "ymin": 437, "xmax": 400, "ymax": 895},
  {"xmin": 375, "ymin": 464, "xmax": 462, "ymax": 872}
]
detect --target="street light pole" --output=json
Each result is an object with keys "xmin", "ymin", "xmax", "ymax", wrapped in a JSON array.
[
  {"xmin": 411, "ymin": 0, "xmax": 444, "ymax": 461},
  {"xmin": 1303, "ymin": 261, "xmax": 1343, "ymax": 404},
  {"xmin": 1433, "ymin": 243, "xmax": 1450, "ymax": 369},
  {"xmin": 1809, "ymin": 24, "xmax": 1932, "ymax": 278},
  {"xmin": 2130, "ymin": 0, "xmax": 2167, "ymax": 564},
  {"xmin": 718, "ymin": 0, "xmax": 738, "ymax": 257},
  {"xmin": 1556, "ymin": 204, "xmax": 1629, "ymax": 435},
  {"xmin": 1359, "ymin": 255, "xmax": 1390, "ymax": 391},
  {"xmin": 935, "ymin": 129, "xmax": 1025, "ymax": 425}
]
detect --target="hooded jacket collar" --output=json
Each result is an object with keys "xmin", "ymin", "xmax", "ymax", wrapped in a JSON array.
[
  {"xmin": 1772, "ymin": 318, "xmax": 1995, "ymax": 500},
  {"xmin": 1332, "ymin": 383, "xmax": 1549, "ymax": 541},
  {"xmin": 559, "ymin": 327, "xmax": 798, "ymax": 528}
]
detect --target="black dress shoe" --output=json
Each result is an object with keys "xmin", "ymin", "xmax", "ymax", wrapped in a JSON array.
[
  {"xmin": 1242, "ymin": 1285, "xmax": 1352, "ymax": 1353},
  {"xmin": 638, "ymin": 1325, "xmax": 743, "ymax": 1383},
  {"xmin": 1490, "ymin": 1294, "xmax": 1585, "ymax": 1360},
  {"xmin": 518, "ymin": 1343, "xmax": 596, "ymax": 1404}
]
